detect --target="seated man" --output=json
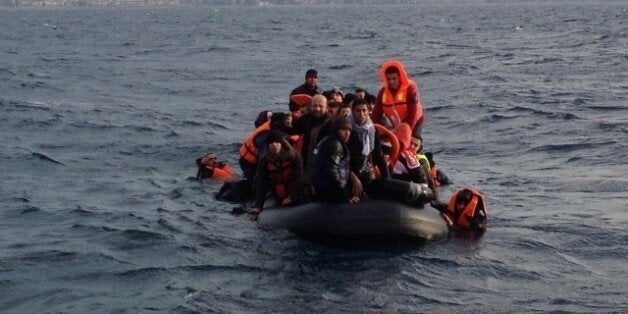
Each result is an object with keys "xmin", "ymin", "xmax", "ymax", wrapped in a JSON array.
[
  {"xmin": 311, "ymin": 117, "xmax": 360, "ymax": 204},
  {"xmin": 251, "ymin": 131, "xmax": 307, "ymax": 215},
  {"xmin": 346, "ymin": 98, "xmax": 389, "ymax": 200}
]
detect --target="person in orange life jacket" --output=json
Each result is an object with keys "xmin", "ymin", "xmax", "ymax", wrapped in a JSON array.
[
  {"xmin": 346, "ymin": 99, "xmax": 390, "ymax": 200},
  {"xmin": 289, "ymin": 69, "xmax": 322, "ymax": 112},
  {"xmin": 196, "ymin": 152, "xmax": 236, "ymax": 181},
  {"xmin": 254, "ymin": 110, "xmax": 273, "ymax": 128},
  {"xmin": 286, "ymin": 94, "xmax": 332, "ymax": 181},
  {"xmin": 239, "ymin": 112, "xmax": 291, "ymax": 184},
  {"xmin": 433, "ymin": 188, "xmax": 487, "ymax": 237},
  {"xmin": 250, "ymin": 131, "xmax": 306, "ymax": 215},
  {"xmin": 424, "ymin": 152, "xmax": 451, "ymax": 186},
  {"xmin": 372, "ymin": 60, "xmax": 424, "ymax": 137},
  {"xmin": 391, "ymin": 123, "xmax": 439, "ymax": 201},
  {"xmin": 312, "ymin": 117, "xmax": 360, "ymax": 204}
]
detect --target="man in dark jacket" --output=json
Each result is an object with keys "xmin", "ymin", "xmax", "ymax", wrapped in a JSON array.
[
  {"xmin": 312, "ymin": 117, "xmax": 360, "ymax": 204},
  {"xmin": 289, "ymin": 69, "xmax": 322, "ymax": 112},
  {"xmin": 287, "ymin": 94, "xmax": 331, "ymax": 180}
]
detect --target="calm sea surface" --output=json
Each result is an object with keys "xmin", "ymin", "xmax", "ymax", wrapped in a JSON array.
[{"xmin": 1, "ymin": 1, "xmax": 627, "ymax": 312}]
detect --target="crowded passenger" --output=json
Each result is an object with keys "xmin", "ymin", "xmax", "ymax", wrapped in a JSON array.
[
  {"xmin": 311, "ymin": 117, "xmax": 360, "ymax": 204},
  {"xmin": 424, "ymin": 152, "xmax": 451, "ymax": 186},
  {"xmin": 391, "ymin": 123, "xmax": 439, "ymax": 201},
  {"xmin": 239, "ymin": 112, "xmax": 292, "ymax": 184},
  {"xmin": 251, "ymin": 131, "xmax": 307, "ymax": 215},
  {"xmin": 287, "ymin": 95, "xmax": 332, "ymax": 180},
  {"xmin": 372, "ymin": 60, "xmax": 425, "ymax": 137},
  {"xmin": 289, "ymin": 69, "xmax": 322, "ymax": 113}
]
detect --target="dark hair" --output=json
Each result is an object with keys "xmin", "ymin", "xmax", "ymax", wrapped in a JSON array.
[
  {"xmin": 355, "ymin": 87, "xmax": 366, "ymax": 93},
  {"xmin": 351, "ymin": 98, "xmax": 369, "ymax": 110},
  {"xmin": 455, "ymin": 189, "xmax": 474, "ymax": 206},
  {"xmin": 365, "ymin": 93, "xmax": 377, "ymax": 104},
  {"xmin": 305, "ymin": 69, "xmax": 318, "ymax": 78},
  {"xmin": 270, "ymin": 112, "xmax": 289, "ymax": 131},
  {"xmin": 332, "ymin": 116, "xmax": 352, "ymax": 131},
  {"xmin": 384, "ymin": 66, "xmax": 400, "ymax": 76}
]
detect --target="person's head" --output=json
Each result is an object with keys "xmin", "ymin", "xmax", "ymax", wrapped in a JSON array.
[
  {"xmin": 351, "ymin": 98, "xmax": 369, "ymax": 126},
  {"xmin": 332, "ymin": 116, "xmax": 352, "ymax": 143},
  {"xmin": 309, "ymin": 94, "xmax": 328, "ymax": 118},
  {"xmin": 339, "ymin": 103, "xmax": 352, "ymax": 118},
  {"xmin": 266, "ymin": 130, "xmax": 285, "ymax": 156},
  {"xmin": 305, "ymin": 69, "xmax": 318, "ymax": 87},
  {"xmin": 410, "ymin": 135, "xmax": 423, "ymax": 153},
  {"xmin": 424, "ymin": 151, "xmax": 435, "ymax": 167},
  {"xmin": 394, "ymin": 123, "xmax": 412, "ymax": 151},
  {"xmin": 270, "ymin": 112, "xmax": 290, "ymax": 131},
  {"xmin": 327, "ymin": 100, "xmax": 341, "ymax": 117},
  {"xmin": 254, "ymin": 110, "xmax": 272, "ymax": 128},
  {"xmin": 454, "ymin": 189, "xmax": 474, "ymax": 214},
  {"xmin": 385, "ymin": 66, "xmax": 401, "ymax": 90},
  {"xmin": 354, "ymin": 87, "xmax": 366, "ymax": 100},
  {"xmin": 365, "ymin": 93, "xmax": 377, "ymax": 114}
]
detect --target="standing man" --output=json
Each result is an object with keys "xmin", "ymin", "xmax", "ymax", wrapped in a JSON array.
[
  {"xmin": 289, "ymin": 69, "xmax": 322, "ymax": 112},
  {"xmin": 372, "ymin": 60, "xmax": 425, "ymax": 137}
]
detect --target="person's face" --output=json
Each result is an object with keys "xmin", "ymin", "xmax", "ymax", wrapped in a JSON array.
[
  {"xmin": 338, "ymin": 126, "xmax": 351, "ymax": 143},
  {"xmin": 305, "ymin": 75, "xmax": 318, "ymax": 87},
  {"xmin": 332, "ymin": 93, "xmax": 343, "ymax": 103},
  {"xmin": 327, "ymin": 106, "xmax": 339, "ymax": 117},
  {"xmin": 410, "ymin": 137, "xmax": 422, "ymax": 153},
  {"xmin": 386, "ymin": 72, "xmax": 400, "ymax": 90},
  {"xmin": 310, "ymin": 97, "xmax": 327, "ymax": 118},
  {"xmin": 352, "ymin": 104, "xmax": 369, "ymax": 126},
  {"xmin": 284, "ymin": 115, "xmax": 293, "ymax": 128},
  {"xmin": 355, "ymin": 91, "xmax": 366, "ymax": 99},
  {"xmin": 268, "ymin": 141, "xmax": 282, "ymax": 155},
  {"xmin": 339, "ymin": 107, "xmax": 351, "ymax": 118},
  {"xmin": 455, "ymin": 201, "xmax": 466, "ymax": 213}
]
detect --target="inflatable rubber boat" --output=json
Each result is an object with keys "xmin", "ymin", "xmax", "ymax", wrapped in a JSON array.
[{"xmin": 257, "ymin": 198, "xmax": 449, "ymax": 242}]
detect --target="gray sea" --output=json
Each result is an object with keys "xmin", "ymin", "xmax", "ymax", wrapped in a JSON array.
[{"xmin": 1, "ymin": 1, "xmax": 627, "ymax": 312}]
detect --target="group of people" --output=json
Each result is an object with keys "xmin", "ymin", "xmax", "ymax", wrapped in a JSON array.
[{"xmin": 203, "ymin": 60, "xmax": 485, "ymax": 236}]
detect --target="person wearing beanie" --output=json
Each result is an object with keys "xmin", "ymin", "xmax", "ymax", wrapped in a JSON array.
[
  {"xmin": 289, "ymin": 68, "xmax": 323, "ymax": 112},
  {"xmin": 311, "ymin": 117, "xmax": 360, "ymax": 204},
  {"xmin": 251, "ymin": 130, "xmax": 306, "ymax": 215}
]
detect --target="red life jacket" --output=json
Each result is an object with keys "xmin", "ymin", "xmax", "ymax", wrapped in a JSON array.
[
  {"xmin": 267, "ymin": 159, "xmax": 294, "ymax": 201},
  {"xmin": 239, "ymin": 121, "xmax": 270, "ymax": 164},
  {"xmin": 443, "ymin": 188, "xmax": 487, "ymax": 229}
]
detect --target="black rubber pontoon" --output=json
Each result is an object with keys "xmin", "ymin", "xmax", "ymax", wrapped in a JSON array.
[{"xmin": 257, "ymin": 198, "xmax": 449, "ymax": 241}]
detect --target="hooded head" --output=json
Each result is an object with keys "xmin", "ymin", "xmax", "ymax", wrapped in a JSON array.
[
  {"xmin": 380, "ymin": 60, "xmax": 410, "ymax": 92},
  {"xmin": 394, "ymin": 123, "xmax": 412, "ymax": 151}
]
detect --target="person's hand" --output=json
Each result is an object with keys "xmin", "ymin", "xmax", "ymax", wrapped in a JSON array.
[
  {"xmin": 350, "ymin": 173, "xmax": 365, "ymax": 199},
  {"xmin": 250, "ymin": 207, "xmax": 262, "ymax": 215},
  {"xmin": 281, "ymin": 196, "xmax": 293, "ymax": 205},
  {"xmin": 348, "ymin": 196, "xmax": 361, "ymax": 204}
]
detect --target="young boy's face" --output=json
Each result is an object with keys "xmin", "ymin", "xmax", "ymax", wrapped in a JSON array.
[{"xmin": 410, "ymin": 137, "xmax": 422, "ymax": 153}]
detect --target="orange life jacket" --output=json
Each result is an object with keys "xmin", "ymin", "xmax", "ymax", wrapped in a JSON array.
[
  {"xmin": 443, "ymin": 188, "xmax": 487, "ymax": 229},
  {"xmin": 267, "ymin": 159, "xmax": 294, "ymax": 201},
  {"xmin": 211, "ymin": 164, "xmax": 236, "ymax": 181},
  {"xmin": 379, "ymin": 60, "xmax": 422, "ymax": 125},
  {"xmin": 239, "ymin": 121, "xmax": 270, "ymax": 164}
]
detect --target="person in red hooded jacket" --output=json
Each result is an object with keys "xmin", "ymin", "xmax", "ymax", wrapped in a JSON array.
[{"xmin": 372, "ymin": 60, "xmax": 425, "ymax": 137}]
